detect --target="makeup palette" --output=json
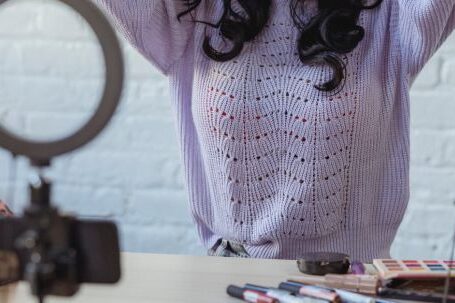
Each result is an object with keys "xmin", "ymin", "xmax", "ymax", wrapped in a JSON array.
[{"xmin": 373, "ymin": 259, "xmax": 455, "ymax": 280}]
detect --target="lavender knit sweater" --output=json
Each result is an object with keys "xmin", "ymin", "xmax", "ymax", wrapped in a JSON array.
[{"xmin": 95, "ymin": 0, "xmax": 455, "ymax": 261}]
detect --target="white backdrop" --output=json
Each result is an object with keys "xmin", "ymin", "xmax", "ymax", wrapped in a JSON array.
[{"xmin": 0, "ymin": 0, "xmax": 454, "ymax": 258}]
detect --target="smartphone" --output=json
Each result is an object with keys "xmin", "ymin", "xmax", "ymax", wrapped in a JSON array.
[{"xmin": 0, "ymin": 217, "xmax": 121, "ymax": 296}]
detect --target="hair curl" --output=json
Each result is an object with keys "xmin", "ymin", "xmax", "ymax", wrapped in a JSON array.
[{"xmin": 178, "ymin": 0, "xmax": 383, "ymax": 92}]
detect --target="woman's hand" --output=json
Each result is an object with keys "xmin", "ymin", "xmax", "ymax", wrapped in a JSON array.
[{"xmin": 0, "ymin": 201, "xmax": 13, "ymax": 217}]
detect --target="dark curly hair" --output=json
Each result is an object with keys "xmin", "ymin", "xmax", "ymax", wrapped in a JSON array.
[{"xmin": 178, "ymin": 0, "xmax": 383, "ymax": 92}]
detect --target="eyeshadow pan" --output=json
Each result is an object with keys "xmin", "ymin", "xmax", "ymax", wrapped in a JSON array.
[
  {"xmin": 385, "ymin": 268, "xmax": 403, "ymax": 272},
  {"xmin": 385, "ymin": 264, "xmax": 402, "ymax": 268},
  {"xmin": 405, "ymin": 264, "xmax": 422, "ymax": 268},
  {"xmin": 427, "ymin": 264, "xmax": 444, "ymax": 267}
]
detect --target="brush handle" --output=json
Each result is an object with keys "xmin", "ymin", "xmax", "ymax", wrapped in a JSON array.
[{"xmin": 288, "ymin": 274, "xmax": 379, "ymax": 295}]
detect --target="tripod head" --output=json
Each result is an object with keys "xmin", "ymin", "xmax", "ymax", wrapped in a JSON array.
[{"xmin": 0, "ymin": 0, "xmax": 125, "ymax": 301}]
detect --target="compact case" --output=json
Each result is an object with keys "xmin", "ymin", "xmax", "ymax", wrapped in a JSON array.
[{"xmin": 297, "ymin": 252, "xmax": 351, "ymax": 275}]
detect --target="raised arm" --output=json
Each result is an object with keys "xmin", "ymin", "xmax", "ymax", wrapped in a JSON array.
[
  {"xmin": 93, "ymin": 0, "xmax": 196, "ymax": 74},
  {"xmin": 397, "ymin": 0, "xmax": 455, "ymax": 79}
]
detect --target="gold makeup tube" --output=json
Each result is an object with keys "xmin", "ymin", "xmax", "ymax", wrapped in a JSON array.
[{"xmin": 288, "ymin": 274, "xmax": 379, "ymax": 295}]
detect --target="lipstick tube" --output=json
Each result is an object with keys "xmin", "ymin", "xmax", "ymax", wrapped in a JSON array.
[
  {"xmin": 279, "ymin": 282, "xmax": 340, "ymax": 302},
  {"xmin": 287, "ymin": 274, "xmax": 379, "ymax": 295},
  {"xmin": 284, "ymin": 281, "xmax": 375, "ymax": 303},
  {"xmin": 227, "ymin": 285, "xmax": 278, "ymax": 303},
  {"xmin": 245, "ymin": 284, "xmax": 329, "ymax": 303}
]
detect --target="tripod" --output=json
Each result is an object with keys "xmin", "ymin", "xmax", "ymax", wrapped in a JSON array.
[{"xmin": 0, "ymin": 0, "xmax": 125, "ymax": 302}]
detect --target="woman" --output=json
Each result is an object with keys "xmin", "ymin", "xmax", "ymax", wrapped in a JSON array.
[
  {"xmin": 85, "ymin": 0, "xmax": 455, "ymax": 261},
  {"xmin": 87, "ymin": 0, "xmax": 455, "ymax": 261}
]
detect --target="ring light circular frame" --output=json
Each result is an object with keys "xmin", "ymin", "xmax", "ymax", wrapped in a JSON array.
[{"xmin": 0, "ymin": 0, "xmax": 124, "ymax": 164}]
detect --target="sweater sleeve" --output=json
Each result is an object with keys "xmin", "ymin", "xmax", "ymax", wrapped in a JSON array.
[
  {"xmin": 93, "ymin": 0, "xmax": 195, "ymax": 74},
  {"xmin": 398, "ymin": 0, "xmax": 455, "ymax": 78}
]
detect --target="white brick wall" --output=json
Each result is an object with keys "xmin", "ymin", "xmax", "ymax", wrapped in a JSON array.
[{"xmin": 0, "ymin": 0, "xmax": 454, "ymax": 258}]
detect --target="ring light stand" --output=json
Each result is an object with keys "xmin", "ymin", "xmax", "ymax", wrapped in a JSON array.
[{"xmin": 0, "ymin": 0, "xmax": 124, "ymax": 302}]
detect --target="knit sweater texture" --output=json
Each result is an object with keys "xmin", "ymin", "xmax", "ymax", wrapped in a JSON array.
[{"xmin": 95, "ymin": 0, "xmax": 455, "ymax": 261}]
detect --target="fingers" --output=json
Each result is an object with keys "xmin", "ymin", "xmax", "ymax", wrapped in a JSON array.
[{"xmin": 0, "ymin": 201, "xmax": 13, "ymax": 217}]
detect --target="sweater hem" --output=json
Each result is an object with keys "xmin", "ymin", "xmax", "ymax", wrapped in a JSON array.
[{"xmin": 226, "ymin": 223, "xmax": 401, "ymax": 262}]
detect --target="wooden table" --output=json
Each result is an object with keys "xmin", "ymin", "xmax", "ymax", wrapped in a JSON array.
[{"xmin": 2, "ymin": 253, "xmax": 303, "ymax": 303}]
